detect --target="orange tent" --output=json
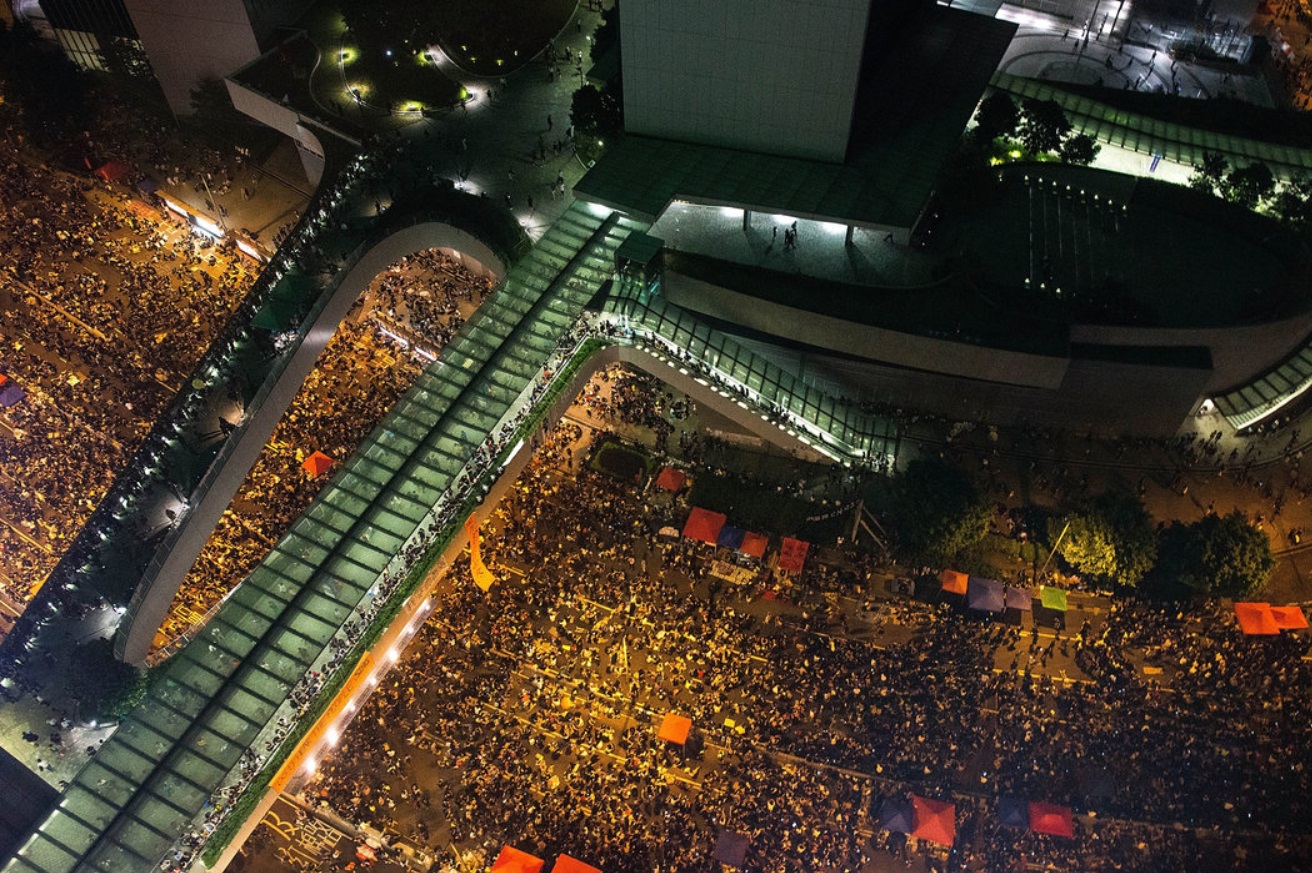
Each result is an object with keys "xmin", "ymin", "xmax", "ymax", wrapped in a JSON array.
[
  {"xmin": 739, "ymin": 531, "xmax": 769, "ymax": 559},
  {"xmin": 302, "ymin": 450, "xmax": 334, "ymax": 477},
  {"xmin": 657, "ymin": 713, "xmax": 692, "ymax": 745},
  {"xmin": 683, "ymin": 507, "xmax": 727, "ymax": 545},
  {"xmin": 939, "ymin": 569, "xmax": 968, "ymax": 595},
  {"xmin": 777, "ymin": 537, "xmax": 809, "ymax": 574},
  {"xmin": 552, "ymin": 856, "xmax": 602, "ymax": 873},
  {"xmin": 1270, "ymin": 605, "xmax": 1309, "ymax": 630},
  {"xmin": 491, "ymin": 846, "xmax": 545, "ymax": 873},
  {"xmin": 655, "ymin": 466, "xmax": 687, "ymax": 492},
  {"xmin": 911, "ymin": 795, "xmax": 955, "ymax": 846},
  {"xmin": 1027, "ymin": 802, "xmax": 1075, "ymax": 838},
  {"xmin": 1234, "ymin": 602, "xmax": 1280, "ymax": 635}
]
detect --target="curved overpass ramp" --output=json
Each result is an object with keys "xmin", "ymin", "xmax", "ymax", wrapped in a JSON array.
[{"xmin": 0, "ymin": 202, "xmax": 896, "ymax": 873}]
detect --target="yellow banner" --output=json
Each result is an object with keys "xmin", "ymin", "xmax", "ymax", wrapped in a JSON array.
[
  {"xmin": 465, "ymin": 514, "xmax": 495, "ymax": 591},
  {"xmin": 271, "ymin": 653, "xmax": 376, "ymax": 791}
]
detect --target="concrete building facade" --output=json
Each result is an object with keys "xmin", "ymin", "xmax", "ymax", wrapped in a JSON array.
[{"xmin": 619, "ymin": 0, "xmax": 874, "ymax": 162}]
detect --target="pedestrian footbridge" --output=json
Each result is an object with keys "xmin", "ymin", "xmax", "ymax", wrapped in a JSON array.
[{"xmin": 2, "ymin": 200, "xmax": 896, "ymax": 873}]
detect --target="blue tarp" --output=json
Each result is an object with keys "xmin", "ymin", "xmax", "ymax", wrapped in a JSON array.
[
  {"xmin": 998, "ymin": 796, "xmax": 1029, "ymax": 829},
  {"xmin": 967, "ymin": 576, "xmax": 1005, "ymax": 613},
  {"xmin": 716, "ymin": 524, "xmax": 745, "ymax": 551},
  {"xmin": 879, "ymin": 797, "xmax": 914, "ymax": 834},
  {"xmin": 1004, "ymin": 587, "xmax": 1032, "ymax": 610}
]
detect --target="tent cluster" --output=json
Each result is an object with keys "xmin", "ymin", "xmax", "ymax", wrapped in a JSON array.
[
  {"xmin": 492, "ymin": 846, "xmax": 602, "ymax": 873},
  {"xmin": 939, "ymin": 570, "xmax": 1059, "ymax": 613},
  {"xmin": 881, "ymin": 795, "xmax": 1077, "ymax": 846},
  {"xmin": 0, "ymin": 373, "xmax": 26, "ymax": 408},
  {"xmin": 1234, "ymin": 602, "xmax": 1308, "ymax": 636},
  {"xmin": 878, "ymin": 794, "xmax": 957, "ymax": 846},
  {"xmin": 682, "ymin": 507, "xmax": 807, "ymax": 570},
  {"xmin": 997, "ymin": 798, "xmax": 1076, "ymax": 837}
]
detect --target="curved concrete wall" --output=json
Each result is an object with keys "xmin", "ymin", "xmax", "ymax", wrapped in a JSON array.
[
  {"xmin": 665, "ymin": 272, "xmax": 1072, "ymax": 390},
  {"xmin": 1070, "ymin": 314, "xmax": 1312, "ymax": 394},
  {"xmin": 116, "ymin": 223, "xmax": 505, "ymax": 664}
]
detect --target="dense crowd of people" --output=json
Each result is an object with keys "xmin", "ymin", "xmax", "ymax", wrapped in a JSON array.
[
  {"xmin": 157, "ymin": 250, "xmax": 490, "ymax": 648},
  {"xmin": 0, "ymin": 128, "xmax": 255, "ymax": 609},
  {"xmin": 286, "ymin": 386, "xmax": 1312, "ymax": 873}
]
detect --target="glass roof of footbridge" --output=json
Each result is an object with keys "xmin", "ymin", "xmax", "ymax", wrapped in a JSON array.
[{"xmin": 3, "ymin": 202, "xmax": 644, "ymax": 873}]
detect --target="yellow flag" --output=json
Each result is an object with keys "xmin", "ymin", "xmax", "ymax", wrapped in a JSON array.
[{"xmin": 465, "ymin": 514, "xmax": 495, "ymax": 591}]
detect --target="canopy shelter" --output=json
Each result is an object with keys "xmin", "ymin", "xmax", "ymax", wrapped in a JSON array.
[
  {"xmin": 998, "ymin": 796, "xmax": 1029, "ymax": 829},
  {"xmin": 739, "ymin": 531, "xmax": 769, "ymax": 558},
  {"xmin": 712, "ymin": 830, "xmax": 750, "ymax": 868},
  {"xmin": 683, "ymin": 507, "xmax": 727, "ymax": 545},
  {"xmin": 1040, "ymin": 586, "xmax": 1068, "ymax": 612},
  {"xmin": 878, "ymin": 796, "xmax": 915, "ymax": 834},
  {"xmin": 0, "ymin": 374, "xmax": 25, "ymax": 408},
  {"xmin": 1028, "ymin": 802, "xmax": 1075, "ymax": 838},
  {"xmin": 939, "ymin": 569, "xmax": 969, "ymax": 595},
  {"xmin": 1271, "ymin": 605, "xmax": 1309, "ymax": 629},
  {"xmin": 655, "ymin": 466, "xmax": 687, "ymax": 492},
  {"xmin": 1004, "ymin": 587, "xmax": 1032, "ymax": 610},
  {"xmin": 492, "ymin": 846, "xmax": 545, "ymax": 873},
  {"xmin": 967, "ymin": 576, "xmax": 1005, "ymax": 613},
  {"xmin": 717, "ymin": 524, "xmax": 746, "ymax": 551},
  {"xmin": 778, "ymin": 537, "xmax": 810, "ymax": 574},
  {"xmin": 302, "ymin": 450, "xmax": 334, "ymax": 477},
  {"xmin": 552, "ymin": 855, "xmax": 602, "ymax": 873},
  {"xmin": 95, "ymin": 160, "xmax": 130, "ymax": 183},
  {"xmin": 1234, "ymin": 602, "xmax": 1281, "ymax": 635},
  {"xmin": 911, "ymin": 795, "xmax": 956, "ymax": 846},
  {"xmin": 657, "ymin": 713, "xmax": 692, "ymax": 745}
]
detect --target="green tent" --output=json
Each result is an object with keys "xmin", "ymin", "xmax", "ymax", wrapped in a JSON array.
[{"xmin": 1040, "ymin": 586, "xmax": 1068, "ymax": 612}]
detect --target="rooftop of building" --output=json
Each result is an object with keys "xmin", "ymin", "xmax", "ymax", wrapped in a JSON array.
[
  {"xmin": 932, "ymin": 163, "xmax": 1312, "ymax": 329},
  {"xmin": 575, "ymin": 5, "xmax": 1017, "ymax": 230}
]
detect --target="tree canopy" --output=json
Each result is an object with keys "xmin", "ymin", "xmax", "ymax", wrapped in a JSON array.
[
  {"xmin": 1059, "ymin": 132, "xmax": 1101, "ymax": 166},
  {"xmin": 1221, "ymin": 161, "xmax": 1276, "ymax": 210},
  {"xmin": 893, "ymin": 458, "xmax": 991, "ymax": 563},
  {"xmin": 974, "ymin": 93, "xmax": 1019, "ymax": 144},
  {"xmin": 1156, "ymin": 510, "xmax": 1274, "ymax": 599},
  {"xmin": 1019, "ymin": 98, "xmax": 1072, "ymax": 155},
  {"xmin": 1050, "ymin": 491, "xmax": 1156, "ymax": 589},
  {"xmin": 65, "ymin": 639, "xmax": 149, "ymax": 723}
]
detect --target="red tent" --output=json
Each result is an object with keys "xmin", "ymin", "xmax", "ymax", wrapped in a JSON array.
[
  {"xmin": 552, "ymin": 855, "xmax": 602, "ymax": 873},
  {"xmin": 1270, "ymin": 605, "xmax": 1309, "ymax": 630},
  {"xmin": 911, "ymin": 795, "xmax": 955, "ymax": 846},
  {"xmin": 95, "ymin": 160, "xmax": 130, "ymax": 183},
  {"xmin": 492, "ymin": 846, "xmax": 545, "ymax": 873},
  {"xmin": 683, "ymin": 507, "xmax": 727, "ymax": 545},
  {"xmin": 1027, "ymin": 802, "xmax": 1075, "ymax": 838},
  {"xmin": 657, "ymin": 713, "xmax": 692, "ymax": 745},
  {"xmin": 739, "ymin": 531, "xmax": 769, "ymax": 559},
  {"xmin": 1234, "ymin": 602, "xmax": 1280, "ymax": 635},
  {"xmin": 302, "ymin": 450, "xmax": 334, "ymax": 477},
  {"xmin": 655, "ymin": 466, "xmax": 687, "ymax": 492},
  {"xmin": 939, "ymin": 569, "xmax": 968, "ymax": 595},
  {"xmin": 777, "ymin": 537, "xmax": 809, "ymax": 574}
]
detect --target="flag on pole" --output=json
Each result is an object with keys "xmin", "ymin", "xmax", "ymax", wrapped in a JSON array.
[{"xmin": 465, "ymin": 514, "xmax": 496, "ymax": 591}]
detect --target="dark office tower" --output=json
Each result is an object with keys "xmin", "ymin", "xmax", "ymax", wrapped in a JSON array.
[{"xmin": 19, "ymin": 0, "xmax": 152, "ymax": 79}]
